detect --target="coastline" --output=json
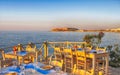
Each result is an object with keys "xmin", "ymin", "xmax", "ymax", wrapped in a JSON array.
[
  {"xmin": 51, "ymin": 27, "xmax": 120, "ymax": 33},
  {"xmin": 51, "ymin": 30, "xmax": 120, "ymax": 33}
]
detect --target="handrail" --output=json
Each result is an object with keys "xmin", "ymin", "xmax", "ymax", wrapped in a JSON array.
[
  {"xmin": 0, "ymin": 41, "xmax": 87, "ymax": 50},
  {"xmin": 0, "ymin": 42, "xmax": 43, "ymax": 51}
]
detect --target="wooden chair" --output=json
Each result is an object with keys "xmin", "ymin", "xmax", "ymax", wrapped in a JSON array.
[
  {"xmin": 23, "ymin": 57, "xmax": 32, "ymax": 64},
  {"xmin": 76, "ymin": 51, "xmax": 86, "ymax": 70},
  {"xmin": 63, "ymin": 48, "xmax": 73, "ymax": 73},
  {"xmin": 96, "ymin": 47, "xmax": 106, "ymax": 53},
  {"xmin": 1, "ymin": 59, "xmax": 14, "ymax": 68},
  {"xmin": 54, "ymin": 47, "xmax": 62, "ymax": 62},
  {"xmin": 5, "ymin": 72, "xmax": 17, "ymax": 75},
  {"xmin": 17, "ymin": 44, "xmax": 24, "ymax": 52},
  {"xmin": 26, "ymin": 42, "xmax": 36, "ymax": 52}
]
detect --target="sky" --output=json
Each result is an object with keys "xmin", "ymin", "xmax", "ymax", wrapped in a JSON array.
[{"xmin": 0, "ymin": 0, "xmax": 120, "ymax": 31}]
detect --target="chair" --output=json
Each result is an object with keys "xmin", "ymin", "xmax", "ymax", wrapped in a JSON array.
[
  {"xmin": 5, "ymin": 72, "xmax": 17, "ymax": 75},
  {"xmin": 63, "ymin": 48, "xmax": 73, "ymax": 73},
  {"xmin": 54, "ymin": 47, "xmax": 62, "ymax": 62},
  {"xmin": 23, "ymin": 57, "xmax": 32, "ymax": 64},
  {"xmin": 17, "ymin": 44, "xmax": 24, "ymax": 52},
  {"xmin": 26, "ymin": 42, "xmax": 36, "ymax": 52},
  {"xmin": 1, "ymin": 59, "xmax": 14, "ymax": 68},
  {"xmin": 96, "ymin": 47, "xmax": 106, "ymax": 53},
  {"xmin": 75, "ymin": 51, "xmax": 93, "ymax": 75},
  {"xmin": 76, "ymin": 51, "xmax": 86, "ymax": 70}
]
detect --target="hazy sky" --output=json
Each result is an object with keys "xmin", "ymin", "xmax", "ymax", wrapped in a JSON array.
[{"xmin": 0, "ymin": 0, "xmax": 120, "ymax": 31}]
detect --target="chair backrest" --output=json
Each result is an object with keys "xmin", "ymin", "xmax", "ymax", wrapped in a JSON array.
[
  {"xmin": 64, "ymin": 48, "xmax": 72, "ymax": 55},
  {"xmin": 54, "ymin": 47, "xmax": 61, "ymax": 53},
  {"xmin": 96, "ymin": 47, "xmax": 106, "ymax": 53},
  {"xmin": 17, "ymin": 44, "xmax": 24, "ymax": 51},
  {"xmin": 5, "ymin": 72, "xmax": 17, "ymax": 75},
  {"xmin": 77, "ymin": 51, "xmax": 86, "ymax": 57},
  {"xmin": 26, "ymin": 43, "xmax": 36, "ymax": 52},
  {"xmin": 86, "ymin": 46, "xmax": 92, "ymax": 50}
]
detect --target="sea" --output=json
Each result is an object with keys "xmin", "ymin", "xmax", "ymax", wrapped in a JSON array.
[{"xmin": 0, "ymin": 31, "xmax": 120, "ymax": 53}]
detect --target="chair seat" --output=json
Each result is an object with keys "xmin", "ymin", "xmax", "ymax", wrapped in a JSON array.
[
  {"xmin": 65, "ymin": 55, "xmax": 72, "ymax": 58},
  {"xmin": 77, "ymin": 57, "xmax": 85, "ymax": 60},
  {"xmin": 24, "ymin": 59, "xmax": 31, "ymax": 64},
  {"xmin": 54, "ymin": 53, "xmax": 61, "ymax": 55},
  {"xmin": 5, "ymin": 72, "xmax": 17, "ymax": 75}
]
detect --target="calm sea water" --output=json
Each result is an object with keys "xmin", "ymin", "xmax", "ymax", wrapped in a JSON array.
[{"xmin": 0, "ymin": 31, "xmax": 120, "ymax": 50}]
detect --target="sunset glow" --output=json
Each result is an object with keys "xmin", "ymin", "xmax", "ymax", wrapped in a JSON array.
[{"xmin": 0, "ymin": 0, "xmax": 120, "ymax": 31}]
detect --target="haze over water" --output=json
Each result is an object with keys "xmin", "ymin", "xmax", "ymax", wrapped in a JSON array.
[{"xmin": 0, "ymin": 32, "xmax": 120, "ymax": 50}]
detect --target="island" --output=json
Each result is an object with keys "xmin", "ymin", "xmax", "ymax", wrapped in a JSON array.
[
  {"xmin": 52, "ymin": 27, "xmax": 79, "ymax": 31},
  {"xmin": 51, "ymin": 27, "xmax": 120, "ymax": 32}
]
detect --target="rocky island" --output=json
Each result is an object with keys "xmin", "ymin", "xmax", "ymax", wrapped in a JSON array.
[
  {"xmin": 52, "ymin": 27, "xmax": 79, "ymax": 31},
  {"xmin": 51, "ymin": 27, "xmax": 120, "ymax": 32}
]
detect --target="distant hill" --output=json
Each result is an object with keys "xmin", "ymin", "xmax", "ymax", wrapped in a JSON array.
[
  {"xmin": 52, "ymin": 27, "xmax": 79, "ymax": 31},
  {"xmin": 51, "ymin": 27, "xmax": 120, "ymax": 32},
  {"xmin": 106, "ymin": 28, "xmax": 120, "ymax": 32}
]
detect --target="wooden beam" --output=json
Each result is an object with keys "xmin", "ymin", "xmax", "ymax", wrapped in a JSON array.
[
  {"xmin": 93, "ymin": 54, "xmax": 96, "ymax": 75},
  {"xmin": 105, "ymin": 54, "xmax": 109, "ymax": 75}
]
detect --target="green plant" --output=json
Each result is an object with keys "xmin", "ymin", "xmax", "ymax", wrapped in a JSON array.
[
  {"xmin": 107, "ymin": 44, "xmax": 120, "ymax": 67},
  {"xmin": 83, "ymin": 32, "xmax": 120, "ymax": 67},
  {"xmin": 83, "ymin": 32, "xmax": 104, "ymax": 47}
]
